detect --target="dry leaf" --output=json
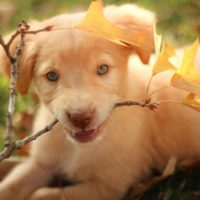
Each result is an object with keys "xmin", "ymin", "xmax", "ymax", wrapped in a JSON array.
[
  {"xmin": 171, "ymin": 39, "xmax": 200, "ymax": 96},
  {"xmin": 152, "ymin": 31, "xmax": 175, "ymax": 75},
  {"xmin": 153, "ymin": 43, "xmax": 176, "ymax": 75},
  {"xmin": 75, "ymin": 0, "xmax": 153, "ymax": 64},
  {"xmin": 183, "ymin": 93, "xmax": 200, "ymax": 112}
]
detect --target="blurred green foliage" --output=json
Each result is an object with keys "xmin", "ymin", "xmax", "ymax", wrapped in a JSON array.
[
  {"xmin": 1, "ymin": 0, "xmax": 200, "ymax": 44},
  {"xmin": 138, "ymin": 0, "xmax": 200, "ymax": 45},
  {"xmin": 0, "ymin": 74, "xmax": 9, "ymax": 126}
]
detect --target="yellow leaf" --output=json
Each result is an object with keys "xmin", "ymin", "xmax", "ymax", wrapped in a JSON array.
[
  {"xmin": 171, "ymin": 39, "xmax": 200, "ymax": 96},
  {"xmin": 75, "ymin": 0, "xmax": 153, "ymax": 64},
  {"xmin": 183, "ymin": 93, "xmax": 200, "ymax": 112},
  {"xmin": 153, "ymin": 42, "xmax": 176, "ymax": 75}
]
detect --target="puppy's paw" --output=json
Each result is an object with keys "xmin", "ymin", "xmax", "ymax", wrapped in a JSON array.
[{"xmin": 30, "ymin": 187, "xmax": 65, "ymax": 200}]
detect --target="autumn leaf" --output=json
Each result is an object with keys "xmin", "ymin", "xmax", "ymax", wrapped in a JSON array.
[
  {"xmin": 183, "ymin": 93, "xmax": 200, "ymax": 112},
  {"xmin": 171, "ymin": 39, "xmax": 200, "ymax": 96},
  {"xmin": 75, "ymin": 0, "xmax": 153, "ymax": 64},
  {"xmin": 153, "ymin": 43, "xmax": 175, "ymax": 75},
  {"xmin": 152, "ymin": 31, "xmax": 176, "ymax": 75}
]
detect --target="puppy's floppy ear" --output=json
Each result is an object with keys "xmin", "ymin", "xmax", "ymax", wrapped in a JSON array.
[
  {"xmin": 0, "ymin": 32, "xmax": 39, "ymax": 95},
  {"xmin": 104, "ymin": 4, "xmax": 156, "ymax": 64}
]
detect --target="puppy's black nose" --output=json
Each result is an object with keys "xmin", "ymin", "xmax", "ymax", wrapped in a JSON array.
[{"xmin": 67, "ymin": 111, "xmax": 93, "ymax": 129}]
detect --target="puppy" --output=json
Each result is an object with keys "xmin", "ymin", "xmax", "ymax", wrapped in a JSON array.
[{"xmin": 0, "ymin": 3, "xmax": 200, "ymax": 200}]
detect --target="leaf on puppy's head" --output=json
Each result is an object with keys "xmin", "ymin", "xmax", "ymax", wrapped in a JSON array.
[{"xmin": 75, "ymin": 0, "xmax": 154, "ymax": 64}]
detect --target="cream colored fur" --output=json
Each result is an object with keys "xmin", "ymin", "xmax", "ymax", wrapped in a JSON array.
[{"xmin": 0, "ymin": 4, "xmax": 200, "ymax": 200}]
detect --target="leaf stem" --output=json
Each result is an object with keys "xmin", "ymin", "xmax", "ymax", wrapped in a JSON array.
[
  {"xmin": 158, "ymin": 100, "xmax": 183, "ymax": 105},
  {"xmin": 148, "ymin": 86, "xmax": 171, "ymax": 98},
  {"xmin": 145, "ymin": 75, "xmax": 154, "ymax": 100}
]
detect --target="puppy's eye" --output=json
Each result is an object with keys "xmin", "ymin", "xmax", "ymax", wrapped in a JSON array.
[
  {"xmin": 97, "ymin": 65, "xmax": 109, "ymax": 75},
  {"xmin": 46, "ymin": 71, "xmax": 59, "ymax": 81}
]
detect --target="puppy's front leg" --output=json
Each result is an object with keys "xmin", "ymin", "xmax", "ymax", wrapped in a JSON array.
[
  {"xmin": 30, "ymin": 180, "xmax": 125, "ymax": 200},
  {"xmin": 0, "ymin": 159, "xmax": 53, "ymax": 200}
]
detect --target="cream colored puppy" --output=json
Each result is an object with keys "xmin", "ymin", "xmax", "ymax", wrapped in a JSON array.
[{"xmin": 0, "ymin": 4, "xmax": 200, "ymax": 200}]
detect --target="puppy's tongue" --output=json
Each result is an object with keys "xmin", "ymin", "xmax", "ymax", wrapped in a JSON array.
[{"xmin": 71, "ymin": 128, "xmax": 99, "ymax": 143}]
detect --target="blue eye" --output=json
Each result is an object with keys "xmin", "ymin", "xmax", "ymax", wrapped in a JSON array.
[
  {"xmin": 46, "ymin": 71, "xmax": 59, "ymax": 81},
  {"xmin": 97, "ymin": 65, "xmax": 109, "ymax": 75}
]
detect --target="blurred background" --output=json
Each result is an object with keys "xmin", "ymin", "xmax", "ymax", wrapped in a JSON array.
[{"xmin": 0, "ymin": 0, "xmax": 200, "ymax": 43}]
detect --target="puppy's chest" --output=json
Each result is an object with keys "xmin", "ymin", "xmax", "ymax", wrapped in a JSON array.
[{"xmin": 59, "ymin": 145, "xmax": 101, "ymax": 183}]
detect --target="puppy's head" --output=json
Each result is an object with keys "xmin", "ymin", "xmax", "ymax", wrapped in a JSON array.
[{"xmin": 0, "ymin": 4, "xmax": 155, "ymax": 143}]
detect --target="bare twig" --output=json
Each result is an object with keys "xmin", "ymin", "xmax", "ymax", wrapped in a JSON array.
[
  {"xmin": 0, "ymin": 23, "xmax": 53, "ymax": 61},
  {"xmin": 15, "ymin": 118, "xmax": 58, "ymax": 150},
  {"xmin": 0, "ymin": 21, "xmax": 56, "ymax": 161},
  {"xmin": 7, "ymin": 23, "xmax": 53, "ymax": 48},
  {"xmin": 25, "ymin": 25, "xmax": 54, "ymax": 35},
  {"xmin": 0, "ymin": 34, "xmax": 13, "ymax": 62},
  {"xmin": 145, "ymin": 75, "xmax": 153, "ymax": 101},
  {"xmin": 0, "ymin": 118, "xmax": 58, "ymax": 161},
  {"xmin": 115, "ymin": 98, "xmax": 159, "ymax": 111},
  {"xmin": 0, "ymin": 21, "xmax": 28, "ymax": 162},
  {"xmin": 148, "ymin": 85, "xmax": 171, "ymax": 98}
]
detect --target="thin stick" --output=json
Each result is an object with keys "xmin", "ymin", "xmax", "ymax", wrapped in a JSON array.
[
  {"xmin": 0, "ymin": 34, "xmax": 14, "ymax": 62},
  {"xmin": 145, "ymin": 75, "xmax": 154, "ymax": 100},
  {"xmin": 115, "ymin": 99, "xmax": 185, "ymax": 111},
  {"xmin": 148, "ymin": 86, "xmax": 171, "ymax": 98},
  {"xmin": 115, "ymin": 100, "xmax": 159, "ymax": 110},
  {"xmin": 2, "ymin": 23, "xmax": 27, "ymax": 161},
  {"xmin": 0, "ymin": 118, "xmax": 58, "ymax": 161},
  {"xmin": 0, "ymin": 21, "xmax": 56, "ymax": 161},
  {"xmin": 15, "ymin": 118, "xmax": 59, "ymax": 149}
]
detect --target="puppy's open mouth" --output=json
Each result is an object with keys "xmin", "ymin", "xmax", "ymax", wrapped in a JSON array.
[{"xmin": 69, "ymin": 127, "xmax": 101, "ymax": 143}]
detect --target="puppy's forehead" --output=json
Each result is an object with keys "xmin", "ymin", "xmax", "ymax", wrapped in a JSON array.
[
  {"xmin": 39, "ymin": 29, "xmax": 125, "ymax": 58},
  {"xmin": 35, "ymin": 29, "xmax": 130, "ymax": 74}
]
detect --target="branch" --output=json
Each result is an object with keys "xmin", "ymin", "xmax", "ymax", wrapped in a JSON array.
[
  {"xmin": 0, "ymin": 22, "xmax": 28, "ymax": 163},
  {"xmin": 0, "ymin": 34, "xmax": 13, "ymax": 62},
  {"xmin": 145, "ymin": 75, "xmax": 153, "ymax": 101},
  {"xmin": 115, "ymin": 98, "xmax": 159, "ymax": 111},
  {"xmin": 0, "ymin": 21, "xmax": 55, "ymax": 161},
  {"xmin": 0, "ymin": 118, "xmax": 58, "ymax": 161},
  {"xmin": 25, "ymin": 25, "xmax": 54, "ymax": 35},
  {"xmin": 15, "ymin": 118, "xmax": 58, "ymax": 149},
  {"xmin": 0, "ymin": 22, "xmax": 53, "ymax": 64}
]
